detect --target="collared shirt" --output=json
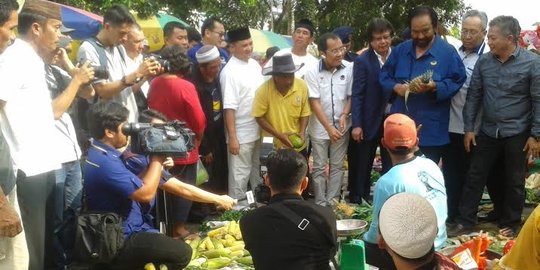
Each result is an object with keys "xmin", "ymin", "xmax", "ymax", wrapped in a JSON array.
[
  {"xmin": 240, "ymin": 193, "xmax": 337, "ymax": 270},
  {"xmin": 0, "ymin": 39, "xmax": 61, "ymax": 176},
  {"xmin": 449, "ymin": 41, "xmax": 488, "ymax": 134},
  {"xmin": 84, "ymin": 139, "xmax": 158, "ymax": 237},
  {"xmin": 379, "ymin": 35, "xmax": 466, "ymax": 146},
  {"xmin": 364, "ymin": 156, "xmax": 448, "ymax": 251},
  {"xmin": 78, "ymin": 40, "xmax": 139, "ymax": 122},
  {"xmin": 306, "ymin": 59, "xmax": 353, "ymax": 140},
  {"xmin": 252, "ymin": 77, "xmax": 311, "ymax": 149},
  {"xmin": 148, "ymin": 76, "xmax": 206, "ymax": 165},
  {"xmin": 263, "ymin": 48, "xmax": 319, "ymax": 79},
  {"xmin": 464, "ymin": 47, "xmax": 540, "ymax": 138},
  {"xmin": 374, "ymin": 48, "xmax": 392, "ymax": 68},
  {"xmin": 187, "ymin": 42, "xmax": 229, "ymax": 64},
  {"xmin": 46, "ymin": 65, "xmax": 82, "ymax": 164},
  {"xmin": 220, "ymin": 56, "xmax": 264, "ymax": 144}
]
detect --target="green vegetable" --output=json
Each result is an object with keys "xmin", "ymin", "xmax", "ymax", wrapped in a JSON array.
[
  {"xmin": 202, "ymin": 257, "xmax": 232, "ymax": 269},
  {"xmin": 236, "ymin": 256, "xmax": 253, "ymax": 265},
  {"xmin": 288, "ymin": 133, "xmax": 305, "ymax": 149},
  {"xmin": 218, "ymin": 210, "xmax": 249, "ymax": 221},
  {"xmin": 352, "ymin": 201, "xmax": 373, "ymax": 224},
  {"xmin": 202, "ymin": 248, "xmax": 232, "ymax": 259}
]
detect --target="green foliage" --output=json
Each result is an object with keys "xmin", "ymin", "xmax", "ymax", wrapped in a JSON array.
[
  {"xmin": 316, "ymin": 0, "xmax": 466, "ymax": 50},
  {"xmin": 53, "ymin": 0, "xmax": 466, "ymax": 44}
]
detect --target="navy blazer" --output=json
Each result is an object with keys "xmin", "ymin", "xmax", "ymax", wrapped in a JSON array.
[{"xmin": 351, "ymin": 48, "xmax": 392, "ymax": 140}]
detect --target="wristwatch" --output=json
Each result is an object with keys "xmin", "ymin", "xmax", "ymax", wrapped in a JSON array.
[{"xmin": 121, "ymin": 75, "xmax": 134, "ymax": 87}]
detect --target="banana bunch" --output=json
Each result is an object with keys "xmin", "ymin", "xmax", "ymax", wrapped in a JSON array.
[{"xmin": 186, "ymin": 221, "xmax": 253, "ymax": 269}]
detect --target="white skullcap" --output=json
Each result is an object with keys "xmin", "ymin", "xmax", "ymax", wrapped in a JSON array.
[
  {"xmin": 196, "ymin": 45, "xmax": 220, "ymax": 64},
  {"xmin": 379, "ymin": 193, "xmax": 438, "ymax": 259}
]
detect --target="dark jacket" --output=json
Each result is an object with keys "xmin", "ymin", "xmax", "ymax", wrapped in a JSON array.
[
  {"xmin": 240, "ymin": 193, "xmax": 338, "ymax": 270},
  {"xmin": 351, "ymin": 48, "xmax": 393, "ymax": 140}
]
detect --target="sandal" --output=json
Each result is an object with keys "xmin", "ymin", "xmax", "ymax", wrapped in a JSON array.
[{"xmin": 499, "ymin": 226, "xmax": 518, "ymax": 238}]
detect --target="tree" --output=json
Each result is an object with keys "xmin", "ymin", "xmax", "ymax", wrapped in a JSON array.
[{"xmin": 315, "ymin": 0, "xmax": 466, "ymax": 50}]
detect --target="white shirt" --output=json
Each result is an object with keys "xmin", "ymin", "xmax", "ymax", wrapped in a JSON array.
[
  {"xmin": 305, "ymin": 60, "xmax": 353, "ymax": 140},
  {"xmin": 220, "ymin": 56, "xmax": 264, "ymax": 144},
  {"xmin": 264, "ymin": 48, "xmax": 319, "ymax": 80},
  {"xmin": 0, "ymin": 39, "xmax": 61, "ymax": 176},
  {"xmin": 78, "ymin": 41, "xmax": 138, "ymax": 122},
  {"xmin": 125, "ymin": 52, "xmax": 150, "ymax": 97},
  {"xmin": 449, "ymin": 41, "xmax": 488, "ymax": 134},
  {"xmin": 45, "ymin": 65, "xmax": 82, "ymax": 164}
]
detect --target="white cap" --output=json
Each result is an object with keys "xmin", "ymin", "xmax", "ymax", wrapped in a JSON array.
[
  {"xmin": 379, "ymin": 193, "xmax": 438, "ymax": 259},
  {"xmin": 196, "ymin": 45, "xmax": 220, "ymax": 64}
]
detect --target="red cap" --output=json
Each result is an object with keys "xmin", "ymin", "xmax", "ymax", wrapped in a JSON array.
[{"xmin": 383, "ymin": 113, "xmax": 418, "ymax": 151}]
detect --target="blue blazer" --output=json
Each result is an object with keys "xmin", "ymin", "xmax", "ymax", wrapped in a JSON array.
[
  {"xmin": 379, "ymin": 35, "xmax": 466, "ymax": 146},
  {"xmin": 351, "ymin": 48, "xmax": 392, "ymax": 141}
]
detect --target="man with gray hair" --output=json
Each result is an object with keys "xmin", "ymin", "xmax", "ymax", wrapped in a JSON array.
[
  {"xmin": 444, "ymin": 10, "xmax": 503, "ymax": 225},
  {"xmin": 449, "ymin": 15, "xmax": 540, "ymax": 237}
]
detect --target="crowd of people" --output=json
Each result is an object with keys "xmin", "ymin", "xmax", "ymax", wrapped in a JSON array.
[{"xmin": 1, "ymin": 0, "xmax": 540, "ymax": 269}]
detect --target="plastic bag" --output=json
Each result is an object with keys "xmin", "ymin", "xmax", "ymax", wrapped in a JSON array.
[{"xmin": 196, "ymin": 159, "xmax": 209, "ymax": 186}]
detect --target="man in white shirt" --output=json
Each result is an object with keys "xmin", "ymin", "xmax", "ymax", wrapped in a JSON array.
[
  {"xmin": 77, "ymin": 4, "xmax": 160, "ymax": 122},
  {"xmin": 220, "ymin": 27, "xmax": 264, "ymax": 201},
  {"xmin": 123, "ymin": 24, "xmax": 150, "ymax": 111},
  {"xmin": 0, "ymin": 1, "xmax": 28, "ymax": 269},
  {"xmin": 265, "ymin": 19, "xmax": 319, "ymax": 79},
  {"xmin": 0, "ymin": 0, "xmax": 71, "ymax": 268},
  {"xmin": 305, "ymin": 33, "xmax": 353, "ymax": 206}
]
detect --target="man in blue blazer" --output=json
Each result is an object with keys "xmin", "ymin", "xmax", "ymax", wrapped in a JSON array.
[
  {"xmin": 379, "ymin": 6, "xmax": 466, "ymax": 164},
  {"xmin": 349, "ymin": 18, "xmax": 394, "ymax": 203}
]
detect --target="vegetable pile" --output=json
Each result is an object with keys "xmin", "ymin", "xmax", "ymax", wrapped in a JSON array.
[{"xmin": 186, "ymin": 220, "xmax": 253, "ymax": 270}]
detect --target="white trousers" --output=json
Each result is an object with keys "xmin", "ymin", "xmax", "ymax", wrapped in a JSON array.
[
  {"xmin": 310, "ymin": 133, "xmax": 349, "ymax": 206},
  {"xmin": 0, "ymin": 186, "xmax": 29, "ymax": 270},
  {"xmin": 228, "ymin": 140, "xmax": 262, "ymax": 201}
]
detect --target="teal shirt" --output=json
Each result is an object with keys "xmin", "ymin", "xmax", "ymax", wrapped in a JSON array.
[{"xmin": 363, "ymin": 156, "xmax": 448, "ymax": 250}]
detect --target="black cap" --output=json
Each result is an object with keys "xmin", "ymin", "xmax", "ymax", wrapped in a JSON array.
[
  {"xmin": 227, "ymin": 27, "xmax": 251, "ymax": 43},
  {"xmin": 295, "ymin": 19, "xmax": 315, "ymax": 36}
]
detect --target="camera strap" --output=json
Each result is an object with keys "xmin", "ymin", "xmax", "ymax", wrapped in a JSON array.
[
  {"xmin": 84, "ymin": 37, "xmax": 127, "ymax": 71},
  {"xmin": 268, "ymin": 201, "xmax": 340, "ymax": 270}
]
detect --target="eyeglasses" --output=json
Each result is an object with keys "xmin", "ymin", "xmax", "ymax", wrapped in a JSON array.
[
  {"xmin": 372, "ymin": 35, "xmax": 392, "ymax": 43},
  {"xmin": 461, "ymin": 29, "xmax": 482, "ymax": 37},
  {"xmin": 326, "ymin": 46, "xmax": 347, "ymax": 56},
  {"xmin": 211, "ymin": 30, "xmax": 225, "ymax": 37}
]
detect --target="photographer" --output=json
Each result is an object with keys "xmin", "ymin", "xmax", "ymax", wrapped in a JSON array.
[
  {"xmin": 83, "ymin": 101, "xmax": 191, "ymax": 270},
  {"xmin": 45, "ymin": 31, "xmax": 95, "ymax": 268},
  {"xmin": 147, "ymin": 45, "xmax": 207, "ymax": 238},
  {"xmin": 77, "ymin": 4, "xmax": 160, "ymax": 122},
  {"xmin": 122, "ymin": 109, "xmax": 234, "ymax": 210}
]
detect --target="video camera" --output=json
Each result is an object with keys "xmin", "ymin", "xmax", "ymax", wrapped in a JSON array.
[{"xmin": 122, "ymin": 120, "xmax": 195, "ymax": 157}]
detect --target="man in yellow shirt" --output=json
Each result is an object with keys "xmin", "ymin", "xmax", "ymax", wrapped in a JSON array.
[{"xmin": 253, "ymin": 52, "xmax": 311, "ymax": 151}]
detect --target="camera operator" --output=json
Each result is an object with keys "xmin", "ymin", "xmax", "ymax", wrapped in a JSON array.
[
  {"xmin": 122, "ymin": 109, "xmax": 234, "ymax": 210},
  {"xmin": 83, "ymin": 101, "xmax": 191, "ymax": 270},
  {"xmin": 77, "ymin": 4, "xmax": 160, "ymax": 123},
  {"xmin": 0, "ymin": 1, "xmax": 28, "ymax": 269},
  {"xmin": 45, "ymin": 32, "xmax": 95, "ymax": 268},
  {"xmin": 147, "ymin": 45, "xmax": 207, "ymax": 238}
]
